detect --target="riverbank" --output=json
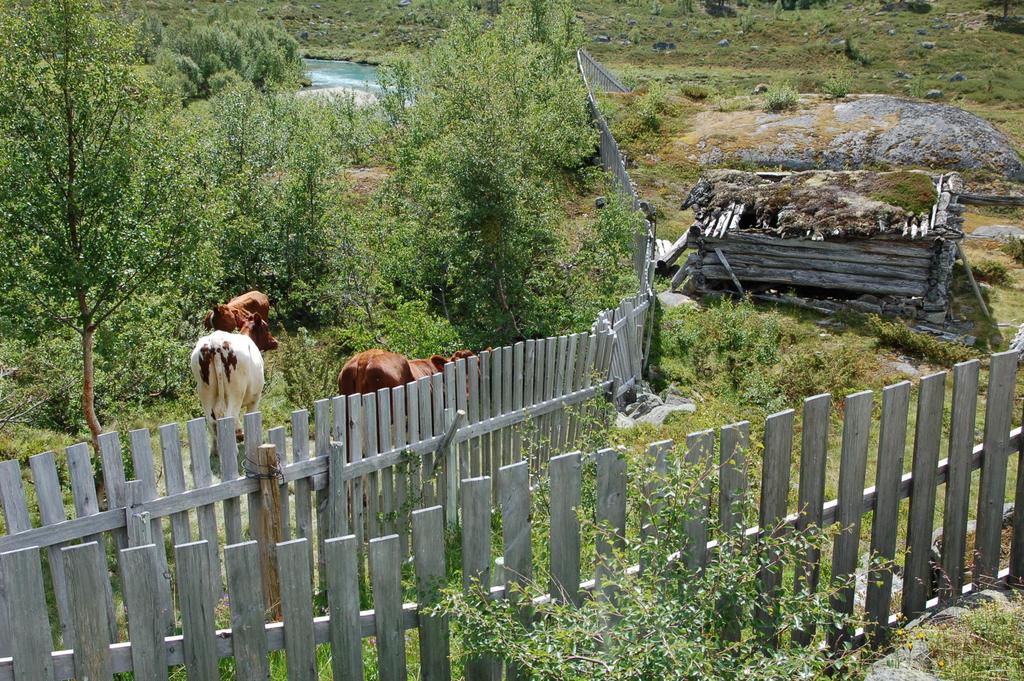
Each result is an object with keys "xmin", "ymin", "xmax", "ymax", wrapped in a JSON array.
[{"xmin": 296, "ymin": 85, "xmax": 378, "ymax": 106}]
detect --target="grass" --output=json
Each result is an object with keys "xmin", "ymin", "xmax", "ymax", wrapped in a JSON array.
[
  {"xmin": 914, "ymin": 597, "xmax": 1024, "ymax": 680},
  {"xmin": 867, "ymin": 171, "xmax": 939, "ymax": 214}
]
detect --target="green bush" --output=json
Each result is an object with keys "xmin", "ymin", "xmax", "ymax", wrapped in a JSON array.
[
  {"xmin": 438, "ymin": 447, "xmax": 859, "ymax": 680},
  {"xmin": 822, "ymin": 72, "xmax": 852, "ymax": 98},
  {"xmin": 971, "ymin": 258, "xmax": 1012, "ymax": 286},
  {"xmin": 1002, "ymin": 237, "xmax": 1024, "ymax": 265},
  {"xmin": 161, "ymin": 9, "xmax": 303, "ymax": 97},
  {"xmin": 762, "ymin": 82, "xmax": 799, "ymax": 112},
  {"xmin": 866, "ymin": 315, "xmax": 975, "ymax": 365}
]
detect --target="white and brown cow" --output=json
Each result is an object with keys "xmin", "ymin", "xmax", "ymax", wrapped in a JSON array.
[{"xmin": 190, "ymin": 315, "xmax": 272, "ymax": 440}]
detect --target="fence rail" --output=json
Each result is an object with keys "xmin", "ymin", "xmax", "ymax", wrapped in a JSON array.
[{"xmin": 1, "ymin": 350, "xmax": 1022, "ymax": 678}]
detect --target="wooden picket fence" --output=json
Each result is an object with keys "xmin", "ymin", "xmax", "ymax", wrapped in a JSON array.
[{"xmin": 1, "ymin": 350, "xmax": 1022, "ymax": 678}]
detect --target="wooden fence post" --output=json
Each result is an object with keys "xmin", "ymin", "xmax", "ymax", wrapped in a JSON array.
[
  {"xmin": 755, "ymin": 409, "xmax": 794, "ymax": 648},
  {"xmin": 974, "ymin": 351, "xmax": 1017, "ymax": 587},
  {"xmin": 792, "ymin": 394, "xmax": 830, "ymax": 647},
  {"xmin": 256, "ymin": 443, "xmax": 282, "ymax": 617},
  {"xmin": 1, "ymin": 546, "xmax": 55, "ymax": 681},
  {"xmin": 903, "ymin": 372, "xmax": 947, "ymax": 621}
]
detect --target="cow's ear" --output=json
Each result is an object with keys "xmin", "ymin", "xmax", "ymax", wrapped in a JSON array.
[
  {"xmin": 202, "ymin": 310, "xmax": 213, "ymax": 330},
  {"xmin": 430, "ymin": 355, "xmax": 448, "ymax": 371}
]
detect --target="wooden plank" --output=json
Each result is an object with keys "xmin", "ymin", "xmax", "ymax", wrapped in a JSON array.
[
  {"xmin": 277, "ymin": 539, "xmax": 316, "ymax": 681},
  {"xmin": 65, "ymin": 442, "xmax": 118, "ymax": 642},
  {"xmin": 419, "ymin": 377, "xmax": 435, "ymax": 506},
  {"xmin": 120, "ymin": 544, "xmax": 169, "ymax": 681},
  {"xmin": 28, "ymin": 452, "xmax": 74, "ymax": 649},
  {"xmin": 512, "ymin": 342, "xmax": 525, "ymax": 463},
  {"xmin": 127, "ymin": 429, "xmax": 173, "ymax": 633},
  {"xmin": 461, "ymin": 476, "xmax": 496, "ymax": 681},
  {"xmin": 502, "ymin": 346, "xmax": 514, "ymax": 467},
  {"xmin": 269, "ymin": 426, "xmax": 291, "ymax": 542},
  {"xmin": 478, "ymin": 352, "xmax": 492, "ymax": 499},
  {"xmin": 0, "ymin": 459, "xmax": 36, "ymax": 658},
  {"xmin": 1, "ymin": 547, "xmax": 55, "ymax": 681},
  {"xmin": 217, "ymin": 416, "xmax": 244, "ymax": 546},
  {"xmin": 682, "ymin": 430, "xmax": 714, "ymax": 574},
  {"xmin": 98, "ymin": 431, "xmax": 129, "ymax": 553},
  {"xmin": 224, "ymin": 541, "xmax": 269, "ymax": 681},
  {"xmin": 903, "ymin": 372, "xmax": 947, "ymax": 620},
  {"xmin": 719, "ymin": 422, "xmax": 749, "ymax": 535},
  {"xmin": 702, "ymin": 248, "xmax": 930, "ymax": 278},
  {"xmin": 159, "ymin": 423, "xmax": 192, "ymax": 546},
  {"xmin": 187, "ymin": 418, "xmax": 222, "ymax": 592},
  {"xmin": 369, "ymin": 535, "xmax": 406, "ymax": 681},
  {"xmin": 346, "ymin": 395, "xmax": 365, "ymax": 547},
  {"xmin": 467, "ymin": 356, "xmax": 481, "ymax": 478},
  {"xmin": 316, "ymin": 399, "xmax": 333, "ymax": 590},
  {"xmin": 490, "ymin": 346, "xmax": 504, "ymax": 471},
  {"xmin": 243, "ymin": 412, "xmax": 264, "ymax": 546},
  {"xmin": 61, "ymin": 542, "xmax": 113, "ymax": 681},
  {"xmin": 393, "ymin": 385, "xmax": 410, "ymax": 556},
  {"xmin": 698, "ymin": 262, "xmax": 928, "ymax": 297},
  {"xmin": 939, "ymin": 360, "xmax": 980, "ymax": 603},
  {"xmin": 792, "ymin": 394, "xmax": 830, "ymax": 647},
  {"xmin": 704, "ymin": 232, "xmax": 937, "ymax": 259},
  {"xmin": 378, "ymin": 388, "xmax": 396, "ymax": 537},
  {"xmin": 1015, "ymin": 398, "xmax": 1024, "ymax": 584},
  {"xmin": 594, "ymin": 448, "xmax": 626, "ymax": 599},
  {"xmin": 364, "ymin": 393, "xmax": 382, "ymax": 540},
  {"xmin": 865, "ymin": 381, "xmax": 911, "ymax": 647},
  {"xmin": 292, "ymin": 408, "xmax": 315, "ymax": 578},
  {"xmin": 974, "ymin": 351, "xmax": 1018, "ymax": 586},
  {"xmin": 755, "ymin": 409, "xmax": 794, "ymax": 647},
  {"xmin": 324, "ymin": 535, "xmax": 363, "ymax": 681},
  {"xmin": 549, "ymin": 452, "xmax": 582, "ymax": 605},
  {"xmin": 176, "ymin": 540, "xmax": 218, "ymax": 681},
  {"xmin": 499, "ymin": 461, "xmax": 532, "ymax": 590},
  {"xmin": 412, "ymin": 506, "xmax": 450, "ymax": 681}
]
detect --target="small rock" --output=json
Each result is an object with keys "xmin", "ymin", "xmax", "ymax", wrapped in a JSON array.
[
  {"xmin": 921, "ymin": 41, "xmax": 936, "ymax": 49},
  {"xmin": 950, "ymin": 71, "xmax": 966, "ymax": 82},
  {"xmin": 717, "ymin": 38, "xmax": 730, "ymax": 47},
  {"xmin": 924, "ymin": 89, "xmax": 943, "ymax": 99},
  {"xmin": 751, "ymin": 83, "xmax": 769, "ymax": 94},
  {"xmin": 636, "ymin": 403, "xmax": 696, "ymax": 426},
  {"xmin": 916, "ymin": 28, "xmax": 928, "ymax": 35},
  {"xmin": 657, "ymin": 290, "xmax": 697, "ymax": 309},
  {"xmin": 615, "ymin": 413, "xmax": 637, "ymax": 429},
  {"xmin": 299, "ymin": 30, "xmax": 309, "ymax": 40},
  {"xmin": 653, "ymin": 41, "xmax": 676, "ymax": 51},
  {"xmin": 312, "ymin": 3, "xmax": 321, "ymax": 7},
  {"xmin": 663, "ymin": 394, "xmax": 696, "ymax": 409},
  {"xmin": 864, "ymin": 666, "xmax": 941, "ymax": 681},
  {"xmin": 887, "ymin": 28, "xmax": 897, "ymax": 36},
  {"xmin": 627, "ymin": 18, "xmax": 637, "ymax": 26},
  {"xmin": 974, "ymin": 589, "xmax": 1010, "ymax": 607},
  {"xmin": 593, "ymin": 34, "xmax": 611, "ymax": 43},
  {"xmin": 887, "ymin": 359, "xmax": 921, "ymax": 378},
  {"xmin": 595, "ymin": 196, "xmax": 607, "ymax": 209},
  {"xmin": 829, "ymin": 37, "xmax": 847, "ymax": 46},
  {"xmin": 619, "ymin": 39, "xmax": 632, "ymax": 46},
  {"xmin": 895, "ymin": 71, "xmax": 913, "ymax": 79},
  {"xmin": 397, "ymin": 0, "xmax": 411, "ymax": 5}
]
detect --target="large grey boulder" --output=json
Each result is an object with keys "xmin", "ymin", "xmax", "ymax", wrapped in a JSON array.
[
  {"xmin": 685, "ymin": 95, "xmax": 1024, "ymax": 180},
  {"xmin": 636, "ymin": 402, "xmax": 696, "ymax": 426}
]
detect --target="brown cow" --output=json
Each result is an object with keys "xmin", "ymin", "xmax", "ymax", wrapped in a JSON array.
[
  {"xmin": 337, "ymin": 349, "xmax": 479, "ymax": 395},
  {"xmin": 238, "ymin": 314, "xmax": 279, "ymax": 352},
  {"xmin": 203, "ymin": 291, "xmax": 278, "ymax": 352},
  {"xmin": 337, "ymin": 350, "xmax": 415, "ymax": 396},
  {"xmin": 204, "ymin": 291, "xmax": 271, "ymax": 332}
]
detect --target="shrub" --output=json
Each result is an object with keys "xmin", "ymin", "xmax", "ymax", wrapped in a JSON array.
[
  {"xmin": 844, "ymin": 37, "xmax": 871, "ymax": 66},
  {"xmin": 1002, "ymin": 237, "xmax": 1024, "ymax": 265},
  {"xmin": 616, "ymin": 84, "xmax": 668, "ymax": 150},
  {"xmin": 866, "ymin": 315, "xmax": 975, "ymax": 365},
  {"xmin": 162, "ymin": 8, "xmax": 303, "ymax": 97},
  {"xmin": 438, "ymin": 447, "xmax": 859, "ymax": 680},
  {"xmin": 971, "ymin": 258, "xmax": 1012, "ymax": 286},
  {"xmin": 763, "ymin": 82, "xmax": 799, "ymax": 112},
  {"xmin": 822, "ymin": 72, "xmax": 852, "ymax": 98}
]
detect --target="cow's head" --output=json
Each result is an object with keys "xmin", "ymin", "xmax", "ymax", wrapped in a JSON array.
[
  {"xmin": 449, "ymin": 349, "xmax": 476, "ymax": 363},
  {"xmin": 240, "ymin": 314, "xmax": 279, "ymax": 352},
  {"xmin": 208, "ymin": 304, "xmax": 244, "ymax": 332}
]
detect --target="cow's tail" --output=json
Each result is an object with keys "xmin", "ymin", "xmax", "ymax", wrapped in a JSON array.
[{"xmin": 211, "ymin": 344, "xmax": 231, "ymax": 422}]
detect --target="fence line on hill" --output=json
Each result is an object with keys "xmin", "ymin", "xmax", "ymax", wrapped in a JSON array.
[
  {"xmin": 0, "ymin": 51, "xmax": 652, "ymax": 663},
  {"xmin": 1, "ymin": 350, "xmax": 1022, "ymax": 678}
]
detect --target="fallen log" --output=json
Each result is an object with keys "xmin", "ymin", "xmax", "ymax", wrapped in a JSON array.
[{"xmin": 656, "ymin": 232, "xmax": 689, "ymax": 271}]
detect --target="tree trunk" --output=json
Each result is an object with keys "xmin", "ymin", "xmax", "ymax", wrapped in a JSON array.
[
  {"xmin": 1006, "ymin": 0, "xmax": 1012, "ymax": 21},
  {"xmin": 81, "ymin": 325, "xmax": 102, "ymax": 453}
]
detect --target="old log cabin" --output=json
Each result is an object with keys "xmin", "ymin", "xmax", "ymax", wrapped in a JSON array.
[{"xmin": 676, "ymin": 169, "xmax": 965, "ymax": 323}]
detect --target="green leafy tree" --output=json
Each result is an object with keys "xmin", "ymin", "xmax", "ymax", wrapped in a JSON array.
[{"xmin": 0, "ymin": 0, "xmax": 204, "ymax": 450}]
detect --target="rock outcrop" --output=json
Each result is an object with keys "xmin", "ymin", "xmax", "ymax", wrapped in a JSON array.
[{"xmin": 679, "ymin": 95, "xmax": 1024, "ymax": 180}]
